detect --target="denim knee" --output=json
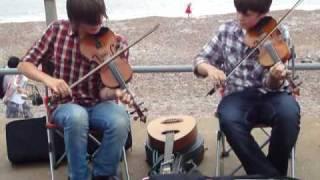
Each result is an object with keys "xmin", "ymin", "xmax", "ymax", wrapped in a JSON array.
[
  {"xmin": 53, "ymin": 103, "xmax": 89, "ymax": 131},
  {"xmin": 274, "ymin": 97, "xmax": 300, "ymax": 128},
  {"xmin": 107, "ymin": 113, "xmax": 130, "ymax": 138}
]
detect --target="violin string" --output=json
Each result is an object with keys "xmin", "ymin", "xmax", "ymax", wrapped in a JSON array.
[
  {"xmin": 70, "ymin": 23, "xmax": 160, "ymax": 89},
  {"xmin": 227, "ymin": 0, "xmax": 303, "ymax": 79}
]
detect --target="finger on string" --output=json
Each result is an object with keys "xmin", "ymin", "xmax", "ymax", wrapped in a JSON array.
[
  {"xmin": 115, "ymin": 89, "xmax": 123, "ymax": 98},
  {"xmin": 128, "ymin": 100, "xmax": 134, "ymax": 108}
]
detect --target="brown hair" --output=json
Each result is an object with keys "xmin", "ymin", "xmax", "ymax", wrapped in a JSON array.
[
  {"xmin": 67, "ymin": 0, "xmax": 107, "ymax": 25},
  {"xmin": 234, "ymin": 0, "xmax": 272, "ymax": 14}
]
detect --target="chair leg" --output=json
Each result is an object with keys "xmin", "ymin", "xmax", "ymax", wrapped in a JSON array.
[
  {"xmin": 89, "ymin": 133, "xmax": 101, "ymax": 159},
  {"xmin": 53, "ymin": 129, "xmax": 66, "ymax": 169},
  {"xmin": 48, "ymin": 129, "xmax": 131, "ymax": 180},
  {"xmin": 290, "ymin": 146, "xmax": 296, "ymax": 178},
  {"xmin": 88, "ymin": 135, "xmax": 130, "ymax": 180},
  {"xmin": 216, "ymin": 127, "xmax": 297, "ymax": 177},
  {"xmin": 119, "ymin": 147, "xmax": 130, "ymax": 180},
  {"xmin": 229, "ymin": 134, "xmax": 271, "ymax": 176},
  {"xmin": 218, "ymin": 127, "xmax": 271, "ymax": 176},
  {"xmin": 215, "ymin": 130, "xmax": 225, "ymax": 176},
  {"xmin": 47, "ymin": 128, "xmax": 56, "ymax": 180}
]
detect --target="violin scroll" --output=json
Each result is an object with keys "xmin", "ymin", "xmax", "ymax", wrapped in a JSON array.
[
  {"xmin": 285, "ymin": 71, "xmax": 302, "ymax": 96},
  {"xmin": 130, "ymin": 101, "xmax": 148, "ymax": 122}
]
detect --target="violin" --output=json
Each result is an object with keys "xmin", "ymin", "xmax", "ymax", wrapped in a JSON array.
[
  {"xmin": 80, "ymin": 27, "xmax": 132, "ymax": 88},
  {"xmin": 244, "ymin": 16, "xmax": 302, "ymax": 95},
  {"xmin": 245, "ymin": 16, "xmax": 291, "ymax": 67},
  {"xmin": 80, "ymin": 27, "xmax": 148, "ymax": 122}
]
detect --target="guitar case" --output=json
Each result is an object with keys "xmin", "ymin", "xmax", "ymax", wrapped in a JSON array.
[{"xmin": 145, "ymin": 134, "xmax": 205, "ymax": 175}]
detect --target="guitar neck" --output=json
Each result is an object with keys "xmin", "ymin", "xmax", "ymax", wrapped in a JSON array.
[{"xmin": 160, "ymin": 132, "xmax": 175, "ymax": 174}]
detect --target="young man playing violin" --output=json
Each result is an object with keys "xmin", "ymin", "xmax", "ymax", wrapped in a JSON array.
[
  {"xmin": 18, "ymin": 0, "xmax": 132, "ymax": 179},
  {"xmin": 193, "ymin": 0, "xmax": 300, "ymax": 177}
]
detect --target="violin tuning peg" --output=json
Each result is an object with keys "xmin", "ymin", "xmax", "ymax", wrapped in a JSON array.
[
  {"xmin": 143, "ymin": 108, "xmax": 148, "ymax": 112},
  {"xmin": 133, "ymin": 116, "xmax": 138, "ymax": 121},
  {"xmin": 293, "ymin": 88, "xmax": 300, "ymax": 96},
  {"xmin": 296, "ymin": 81, "xmax": 303, "ymax": 87},
  {"xmin": 140, "ymin": 116, "xmax": 147, "ymax": 123},
  {"xmin": 129, "ymin": 110, "xmax": 136, "ymax": 115}
]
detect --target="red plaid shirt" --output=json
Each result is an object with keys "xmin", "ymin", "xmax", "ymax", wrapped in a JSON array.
[{"xmin": 22, "ymin": 20, "xmax": 127, "ymax": 107}]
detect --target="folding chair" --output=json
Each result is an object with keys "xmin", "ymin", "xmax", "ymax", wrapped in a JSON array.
[
  {"xmin": 45, "ymin": 94, "xmax": 131, "ymax": 180},
  {"xmin": 215, "ymin": 124, "xmax": 296, "ymax": 177},
  {"xmin": 214, "ymin": 50, "xmax": 299, "ymax": 178},
  {"xmin": 41, "ymin": 62, "xmax": 130, "ymax": 180}
]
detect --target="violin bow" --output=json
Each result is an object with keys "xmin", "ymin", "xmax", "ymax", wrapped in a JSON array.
[
  {"xmin": 70, "ymin": 23, "xmax": 160, "ymax": 89},
  {"xmin": 207, "ymin": 0, "xmax": 304, "ymax": 96}
]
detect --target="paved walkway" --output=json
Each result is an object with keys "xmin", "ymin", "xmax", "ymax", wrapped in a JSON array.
[{"xmin": 0, "ymin": 116, "xmax": 319, "ymax": 180}]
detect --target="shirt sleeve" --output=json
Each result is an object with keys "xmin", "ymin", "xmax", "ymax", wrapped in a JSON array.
[
  {"xmin": 21, "ymin": 21, "xmax": 58, "ymax": 66},
  {"xmin": 193, "ymin": 24, "xmax": 226, "ymax": 77}
]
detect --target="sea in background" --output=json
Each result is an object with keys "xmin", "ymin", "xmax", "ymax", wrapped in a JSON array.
[{"xmin": 0, "ymin": 0, "xmax": 319, "ymax": 23}]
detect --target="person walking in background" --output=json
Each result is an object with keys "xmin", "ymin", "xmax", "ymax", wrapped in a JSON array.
[
  {"xmin": 185, "ymin": 3, "xmax": 192, "ymax": 18},
  {"xmin": 2, "ymin": 56, "xmax": 33, "ymax": 118}
]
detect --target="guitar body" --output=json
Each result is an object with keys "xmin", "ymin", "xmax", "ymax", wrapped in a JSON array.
[{"xmin": 147, "ymin": 115, "xmax": 198, "ymax": 152}]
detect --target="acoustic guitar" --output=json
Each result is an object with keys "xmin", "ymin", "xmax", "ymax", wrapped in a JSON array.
[{"xmin": 147, "ymin": 115, "xmax": 198, "ymax": 153}]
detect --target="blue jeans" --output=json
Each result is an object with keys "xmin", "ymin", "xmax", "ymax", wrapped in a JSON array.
[
  {"xmin": 217, "ymin": 89, "xmax": 300, "ymax": 176},
  {"xmin": 52, "ymin": 101, "xmax": 130, "ymax": 180}
]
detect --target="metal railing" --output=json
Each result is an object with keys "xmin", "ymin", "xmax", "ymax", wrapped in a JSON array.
[{"xmin": 1, "ymin": 63, "xmax": 319, "ymax": 75}]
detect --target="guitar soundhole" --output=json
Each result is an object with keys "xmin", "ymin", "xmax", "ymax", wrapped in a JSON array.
[
  {"xmin": 162, "ymin": 130, "xmax": 180, "ymax": 135},
  {"xmin": 162, "ymin": 118, "xmax": 182, "ymax": 124}
]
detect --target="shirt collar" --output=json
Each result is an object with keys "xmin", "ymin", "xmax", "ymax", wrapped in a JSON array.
[{"xmin": 68, "ymin": 24, "xmax": 78, "ymax": 37}]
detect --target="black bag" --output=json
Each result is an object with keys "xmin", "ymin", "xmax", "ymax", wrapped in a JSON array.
[{"xmin": 5, "ymin": 116, "xmax": 65, "ymax": 164}]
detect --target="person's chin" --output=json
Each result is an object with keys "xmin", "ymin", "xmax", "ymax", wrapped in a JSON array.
[
  {"xmin": 240, "ymin": 24, "xmax": 251, "ymax": 30},
  {"xmin": 88, "ymin": 28, "xmax": 101, "ymax": 35},
  {"xmin": 91, "ymin": 31, "xmax": 100, "ymax": 35},
  {"xmin": 240, "ymin": 24, "xmax": 246, "ymax": 29}
]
